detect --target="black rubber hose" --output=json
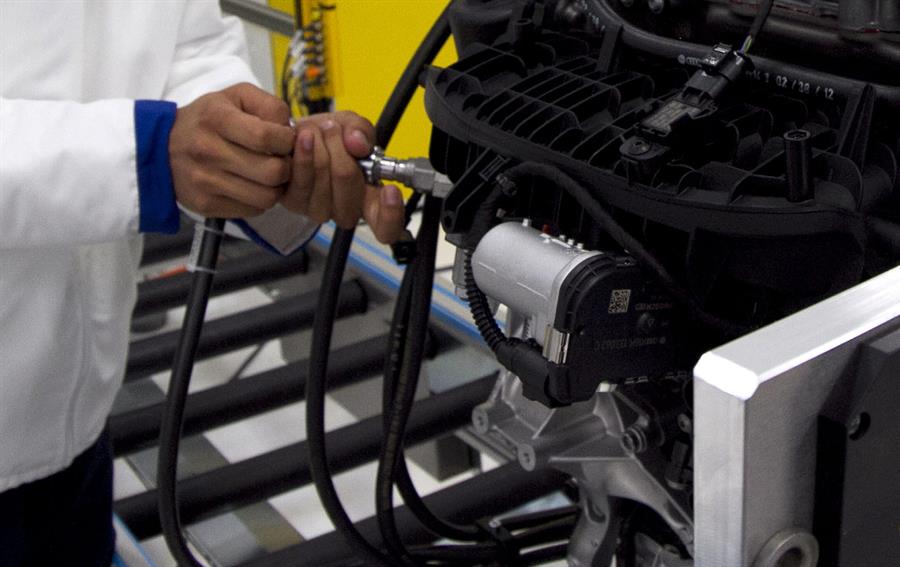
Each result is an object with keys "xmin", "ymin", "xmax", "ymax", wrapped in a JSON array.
[
  {"xmin": 375, "ymin": 196, "xmax": 442, "ymax": 565},
  {"xmin": 374, "ymin": 4, "xmax": 452, "ymax": 151},
  {"xmin": 380, "ymin": 226, "xmax": 482, "ymax": 547},
  {"xmin": 157, "ymin": 217, "xmax": 225, "ymax": 567},
  {"xmin": 305, "ymin": 4, "xmax": 453, "ymax": 565},
  {"xmin": 307, "ymin": 227, "xmax": 392, "ymax": 566}
]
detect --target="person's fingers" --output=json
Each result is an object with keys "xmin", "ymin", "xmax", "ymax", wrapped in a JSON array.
[
  {"xmin": 222, "ymin": 146, "xmax": 291, "ymax": 187},
  {"xmin": 189, "ymin": 167, "xmax": 284, "ymax": 211},
  {"xmin": 305, "ymin": 121, "xmax": 333, "ymax": 224},
  {"xmin": 213, "ymin": 102, "xmax": 295, "ymax": 156},
  {"xmin": 198, "ymin": 136, "xmax": 291, "ymax": 187},
  {"xmin": 204, "ymin": 197, "xmax": 266, "ymax": 219},
  {"xmin": 227, "ymin": 82, "xmax": 292, "ymax": 126},
  {"xmin": 300, "ymin": 111, "xmax": 375, "ymax": 157},
  {"xmin": 282, "ymin": 126, "xmax": 318, "ymax": 214},
  {"xmin": 211, "ymin": 171, "xmax": 285, "ymax": 211},
  {"xmin": 364, "ymin": 184, "xmax": 405, "ymax": 244},
  {"xmin": 333, "ymin": 111, "xmax": 376, "ymax": 157},
  {"xmin": 181, "ymin": 190, "xmax": 266, "ymax": 219},
  {"xmin": 321, "ymin": 119, "xmax": 365, "ymax": 229}
]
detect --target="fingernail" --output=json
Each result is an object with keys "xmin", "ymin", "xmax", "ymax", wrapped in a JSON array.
[
  {"xmin": 321, "ymin": 119, "xmax": 336, "ymax": 131},
  {"xmin": 351, "ymin": 129, "xmax": 369, "ymax": 146},
  {"xmin": 383, "ymin": 185, "xmax": 403, "ymax": 207},
  {"xmin": 299, "ymin": 130, "xmax": 314, "ymax": 152}
]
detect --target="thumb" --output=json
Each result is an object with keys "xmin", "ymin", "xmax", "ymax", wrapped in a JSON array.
[{"xmin": 364, "ymin": 184, "xmax": 405, "ymax": 244}]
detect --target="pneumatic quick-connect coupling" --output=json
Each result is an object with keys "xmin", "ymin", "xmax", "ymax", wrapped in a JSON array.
[{"xmin": 357, "ymin": 146, "xmax": 453, "ymax": 198}]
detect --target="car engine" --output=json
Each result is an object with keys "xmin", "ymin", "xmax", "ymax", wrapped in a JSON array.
[{"xmin": 424, "ymin": 1, "xmax": 900, "ymax": 565}]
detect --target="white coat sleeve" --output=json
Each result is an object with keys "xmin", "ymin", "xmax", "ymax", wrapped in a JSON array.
[
  {"xmin": 164, "ymin": 1, "xmax": 320, "ymax": 256},
  {"xmin": 0, "ymin": 98, "xmax": 147, "ymax": 249}
]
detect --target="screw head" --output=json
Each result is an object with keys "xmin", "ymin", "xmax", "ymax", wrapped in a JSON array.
[{"xmin": 648, "ymin": 0, "xmax": 665, "ymax": 14}]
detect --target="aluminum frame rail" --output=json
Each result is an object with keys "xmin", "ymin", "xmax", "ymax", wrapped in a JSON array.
[{"xmin": 694, "ymin": 265, "xmax": 900, "ymax": 567}]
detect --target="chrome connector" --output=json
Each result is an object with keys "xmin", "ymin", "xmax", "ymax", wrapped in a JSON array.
[{"xmin": 357, "ymin": 146, "xmax": 453, "ymax": 198}]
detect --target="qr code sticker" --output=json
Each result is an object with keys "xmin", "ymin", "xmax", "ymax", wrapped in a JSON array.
[{"xmin": 608, "ymin": 289, "xmax": 631, "ymax": 314}]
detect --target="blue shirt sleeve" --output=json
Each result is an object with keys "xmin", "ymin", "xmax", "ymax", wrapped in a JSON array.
[{"xmin": 134, "ymin": 100, "xmax": 179, "ymax": 234}]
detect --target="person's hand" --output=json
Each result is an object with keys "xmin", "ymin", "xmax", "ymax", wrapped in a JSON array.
[
  {"xmin": 283, "ymin": 111, "xmax": 406, "ymax": 244},
  {"xmin": 169, "ymin": 83, "xmax": 295, "ymax": 218}
]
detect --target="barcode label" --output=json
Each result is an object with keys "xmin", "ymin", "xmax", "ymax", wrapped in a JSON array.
[{"xmin": 608, "ymin": 289, "xmax": 631, "ymax": 314}]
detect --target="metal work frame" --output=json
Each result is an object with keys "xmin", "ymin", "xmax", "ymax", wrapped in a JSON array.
[{"xmin": 693, "ymin": 264, "xmax": 900, "ymax": 567}]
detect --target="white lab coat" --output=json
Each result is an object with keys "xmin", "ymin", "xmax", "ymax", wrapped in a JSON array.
[{"xmin": 0, "ymin": 0, "xmax": 315, "ymax": 491}]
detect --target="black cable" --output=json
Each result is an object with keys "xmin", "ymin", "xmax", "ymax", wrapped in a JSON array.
[
  {"xmin": 307, "ymin": 227, "xmax": 393, "ymax": 566},
  {"xmin": 305, "ymin": 4, "xmax": 453, "ymax": 565},
  {"xmin": 374, "ymin": 5, "xmax": 451, "ymax": 150},
  {"xmin": 376, "ymin": 196, "xmax": 442, "ymax": 565},
  {"xmin": 741, "ymin": 0, "xmax": 775, "ymax": 54},
  {"xmin": 380, "ymin": 227, "xmax": 482, "ymax": 548},
  {"xmin": 292, "ymin": 0, "xmax": 303, "ymax": 30},
  {"xmin": 381, "ymin": 273, "xmax": 480, "ymax": 544},
  {"xmin": 157, "ymin": 217, "xmax": 225, "ymax": 567}
]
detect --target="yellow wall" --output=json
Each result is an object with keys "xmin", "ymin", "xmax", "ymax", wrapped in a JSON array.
[{"xmin": 268, "ymin": 1, "xmax": 457, "ymax": 161}]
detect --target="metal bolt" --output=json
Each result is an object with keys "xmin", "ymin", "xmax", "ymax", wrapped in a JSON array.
[{"xmin": 648, "ymin": 0, "xmax": 666, "ymax": 14}]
